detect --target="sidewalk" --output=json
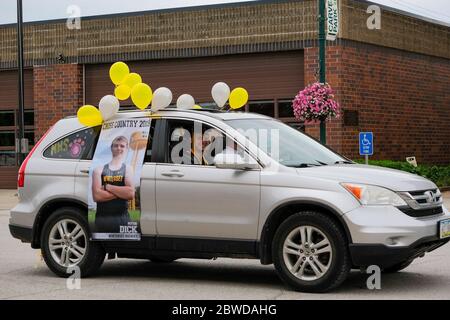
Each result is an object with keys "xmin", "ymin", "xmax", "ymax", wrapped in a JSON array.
[{"xmin": 0, "ymin": 189, "xmax": 449, "ymax": 212}]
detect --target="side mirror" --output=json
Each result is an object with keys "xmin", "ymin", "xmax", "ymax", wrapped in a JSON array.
[{"xmin": 214, "ymin": 152, "xmax": 259, "ymax": 170}]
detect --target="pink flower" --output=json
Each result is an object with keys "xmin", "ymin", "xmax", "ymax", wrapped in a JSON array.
[{"xmin": 292, "ymin": 82, "xmax": 340, "ymax": 122}]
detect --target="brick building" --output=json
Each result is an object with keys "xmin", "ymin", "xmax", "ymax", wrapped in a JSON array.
[{"xmin": 0, "ymin": 0, "xmax": 449, "ymax": 188}]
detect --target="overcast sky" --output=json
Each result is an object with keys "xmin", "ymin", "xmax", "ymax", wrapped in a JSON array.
[{"xmin": 0, "ymin": 0, "xmax": 449, "ymax": 25}]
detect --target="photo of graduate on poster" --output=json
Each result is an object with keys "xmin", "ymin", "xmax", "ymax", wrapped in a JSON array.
[{"xmin": 88, "ymin": 118, "xmax": 150, "ymax": 240}]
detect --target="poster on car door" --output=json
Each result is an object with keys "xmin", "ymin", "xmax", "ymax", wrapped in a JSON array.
[{"xmin": 88, "ymin": 117, "xmax": 150, "ymax": 240}]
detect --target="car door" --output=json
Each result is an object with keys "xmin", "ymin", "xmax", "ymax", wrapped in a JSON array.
[
  {"xmin": 155, "ymin": 118, "xmax": 261, "ymax": 240},
  {"xmin": 138, "ymin": 119, "xmax": 159, "ymax": 236}
]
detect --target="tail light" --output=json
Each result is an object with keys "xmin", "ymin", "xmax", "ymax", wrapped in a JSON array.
[{"xmin": 18, "ymin": 126, "xmax": 53, "ymax": 188}]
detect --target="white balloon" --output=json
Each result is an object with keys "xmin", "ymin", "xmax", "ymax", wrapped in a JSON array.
[
  {"xmin": 99, "ymin": 95, "xmax": 120, "ymax": 120},
  {"xmin": 176, "ymin": 94, "xmax": 195, "ymax": 110},
  {"xmin": 211, "ymin": 82, "xmax": 230, "ymax": 108},
  {"xmin": 151, "ymin": 87, "xmax": 173, "ymax": 111}
]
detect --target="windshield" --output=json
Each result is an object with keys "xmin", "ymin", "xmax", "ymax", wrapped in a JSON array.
[{"xmin": 226, "ymin": 119, "xmax": 348, "ymax": 167}]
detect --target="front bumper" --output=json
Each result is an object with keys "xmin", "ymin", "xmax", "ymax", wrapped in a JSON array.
[
  {"xmin": 349, "ymin": 236, "xmax": 450, "ymax": 268},
  {"xmin": 343, "ymin": 204, "xmax": 450, "ymax": 267},
  {"xmin": 343, "ymin": 204, "xmax": 450, "ymax": 246}
]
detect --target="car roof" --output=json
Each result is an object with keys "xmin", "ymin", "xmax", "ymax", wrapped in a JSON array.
[
  {"xmin": 66, "ymin": 108, "xmax": 274, "ymax": 122},
  {"xmin": 158, "ymin": 108, "xmax": 273, "ymax": 121}
]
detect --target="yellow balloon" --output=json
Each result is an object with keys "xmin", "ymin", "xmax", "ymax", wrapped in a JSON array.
[
  {"xmin": 131, "ymin": 83, "xmax": 153, "ymax": 110},
  {"xmin": 114, "ymin": 84, "xmax": 131, "ymax": 100},
  {"xmin": 229, "ymin": 87, "xmax": 249, "ymax": 109},
  {"xmin": 77, "ymin": 105, "xmax": 103, "ymax": 127},
  {"xmin": 192, "ymin": 105, "xmax": 202, "ymax": 109},
  {"xmin": 123, "ymin": 73, "xmax": 142, "ymax": 89},
  {"xmin": 109, "ymin": 62, "xmax": 130, "ymax": 85}
]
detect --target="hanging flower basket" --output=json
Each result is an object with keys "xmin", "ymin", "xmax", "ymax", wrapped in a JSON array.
[{"xmin": 292, "ymin": 82, "xmax": 340, "ymax": 122}]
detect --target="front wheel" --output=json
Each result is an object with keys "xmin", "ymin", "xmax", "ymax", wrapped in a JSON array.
[
  {"xmin": 272, "ymin": 211, "xmax": 351, "ymax": 293},
  {"xmin": 41, "ymin": 207, "xmax": 105, "ymax": 278}
]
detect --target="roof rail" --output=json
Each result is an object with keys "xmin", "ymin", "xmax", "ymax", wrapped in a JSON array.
[
  {"xmin": 115, "ymin": 107, "xmax": 226, "ymax": 113},
  {"xmin": 65, "ymin": 106, "xmax": 227, "ymax": 119}
]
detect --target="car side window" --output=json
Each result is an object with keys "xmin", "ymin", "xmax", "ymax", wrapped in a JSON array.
[
  {"xmin": 165, "ymin": 119, "xmax": 243, "ymax": 166},
  {"xmin": 143, "ymin": 119, "xmax": 157, "ymax": 163},
  {"xmin": 43, "ymin": 126, "xmax": 101, "ymax": 160}
]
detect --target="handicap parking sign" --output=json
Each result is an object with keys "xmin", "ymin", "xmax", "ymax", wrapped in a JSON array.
[{"xmin": 359, "ymin": 132, "xmax": 373, "ymax": 156}]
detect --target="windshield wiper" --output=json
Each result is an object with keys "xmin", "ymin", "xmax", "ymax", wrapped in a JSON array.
[
  {"xmin": 290, "ymin": 163, "xmax": 322, "ymax": 168},
  {"xmin": 286, "ymin": 160, "xmax": 330, "ymax": 168},
  {"xmin": 334, "ymin": 160, "xmax": 353, "ymax": 164}
]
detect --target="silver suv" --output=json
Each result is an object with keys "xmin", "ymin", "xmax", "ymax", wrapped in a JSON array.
[{"xmin": 9, "ymin": 109, "xmax": 450, "ymax": 292}]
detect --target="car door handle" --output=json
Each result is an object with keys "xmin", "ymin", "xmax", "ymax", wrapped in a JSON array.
[
  {"xmin": 79, "ymin": 169, "xmax": 89, "ymax": 174},
  {"xmin": 161, "ymin": 170, "xmax": 184, "ymax": 178}
]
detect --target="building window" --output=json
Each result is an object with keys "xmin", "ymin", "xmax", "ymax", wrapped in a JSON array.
[
  {"xmin": 0, "ymin": 151, "xmax": 16, "ymax": 167},
  {"xmin": 248, "ymin": 100, "xmax": 275, "ymax": 117},
  {"xmin": 0, "ymin": 131, "xmax": 15, "ymax": 146},
  {"xmin": 278, "ymin": 99, "xmax": 295, "ymax": 119},
  {"xmin": 24, "ymin": 110, "xmax": 34, "ymax": 126},
  {"xmin": 117, "ymin": 105, "xmax": 137, "ymax": 111},
  {"xmin": 286, "ymin": 122, "xmax": 305, "ymax": 132},
  {"xmin": 0, "ymin": 109, "xmax": 35, "ymax": 167},
  {"xmin": 276, "ymin": 99, "xmax": 304, "ymax": 132},
  {"xmin": 198, "ymin": 102, "xmax": 220, "ymax": 110},
  {"xmin": 0, "ymin": 110, "xmax": 16, "ymax": 166},
  {"xmin": 0, "ymin": 111, "xmax": 15, "ymax": 127}
]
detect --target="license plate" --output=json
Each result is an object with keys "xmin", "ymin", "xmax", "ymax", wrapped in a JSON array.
[{"xmin": 440, "ymin": 219, "xmax": 450, "ymax": 239}]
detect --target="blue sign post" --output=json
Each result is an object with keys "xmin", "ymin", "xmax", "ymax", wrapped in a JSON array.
[{"xmin": 359, "ymin": 132, "xmax": 373, "ymax": 165}]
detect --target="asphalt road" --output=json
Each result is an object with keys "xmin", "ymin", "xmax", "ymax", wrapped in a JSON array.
[{"xmin": 1, "ymin": 190, "xmax": 450, "ymax": 300}]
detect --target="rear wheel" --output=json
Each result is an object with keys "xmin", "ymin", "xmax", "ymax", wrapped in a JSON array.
[
  {"xmin": 41, "ymin": 207, "xmax": 105, "ymax": 278},
  {"xmin": 272, "ymin": 211, "xmax": 351, "ymax": 293}
]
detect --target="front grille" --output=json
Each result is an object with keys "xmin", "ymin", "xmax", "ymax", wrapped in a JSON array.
[
  {"xmin": 408, "ymin": 190, "xmax": 437, "ymax": 196},
  {"xmin": 400, "ymin": 189, "xmax": 442, "ymax": 207},
  {"xmin": 408, "ymin": 189, "xmax": 441, "ymax": 203},
  {"xmin": 398, "ymin": 206, "xmax": 443, "ymax": 218},
  {"xmin": 398, "ymin": 189, "xmax": 444, "ymax": 218},
  {"xmin": 414, "ymin": 195, "xmax": 443, "ymax": 204}
]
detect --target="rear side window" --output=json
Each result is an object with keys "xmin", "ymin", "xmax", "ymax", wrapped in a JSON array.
[{"xmin": 43, "ymin": 126, "xmax": 101, "ymax": 160}]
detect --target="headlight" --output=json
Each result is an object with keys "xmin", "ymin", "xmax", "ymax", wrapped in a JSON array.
[{"xmin": 341, "ymin": 183, "xmax": 407, "ymax": 206}]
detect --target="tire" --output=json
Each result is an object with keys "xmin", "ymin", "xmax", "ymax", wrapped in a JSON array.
[
  {"xmin": 382, "ymin": 260, "xmax": 413, "ymax": 273},
  {"xmin": 41, "ymin": 207, "xmax": 105, "ymax": 278},
  {"xmin": 148, "ymin": 256, "xmax": 179, "ymax": 263},
  {"xmin": 272, "ymin": 211, "xmax": 351, "ymax": 293}
]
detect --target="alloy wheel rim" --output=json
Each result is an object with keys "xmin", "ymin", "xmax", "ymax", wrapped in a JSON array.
[
  {"xmin": 48, "ymin": 219, "xmax": 87, "ymax": 267},
  {"xmin": 282, "ymin": 225, "xmax": 333, "ymax": 281}
]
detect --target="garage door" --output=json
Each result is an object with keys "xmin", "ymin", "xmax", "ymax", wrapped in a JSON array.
[
  {"xmin": 85, "ymin": 51, "xmax": 304, "ymax": 119},
  {"xmin": 0, "ymin": 69, "xmax": 34, "ymax": 189}
]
